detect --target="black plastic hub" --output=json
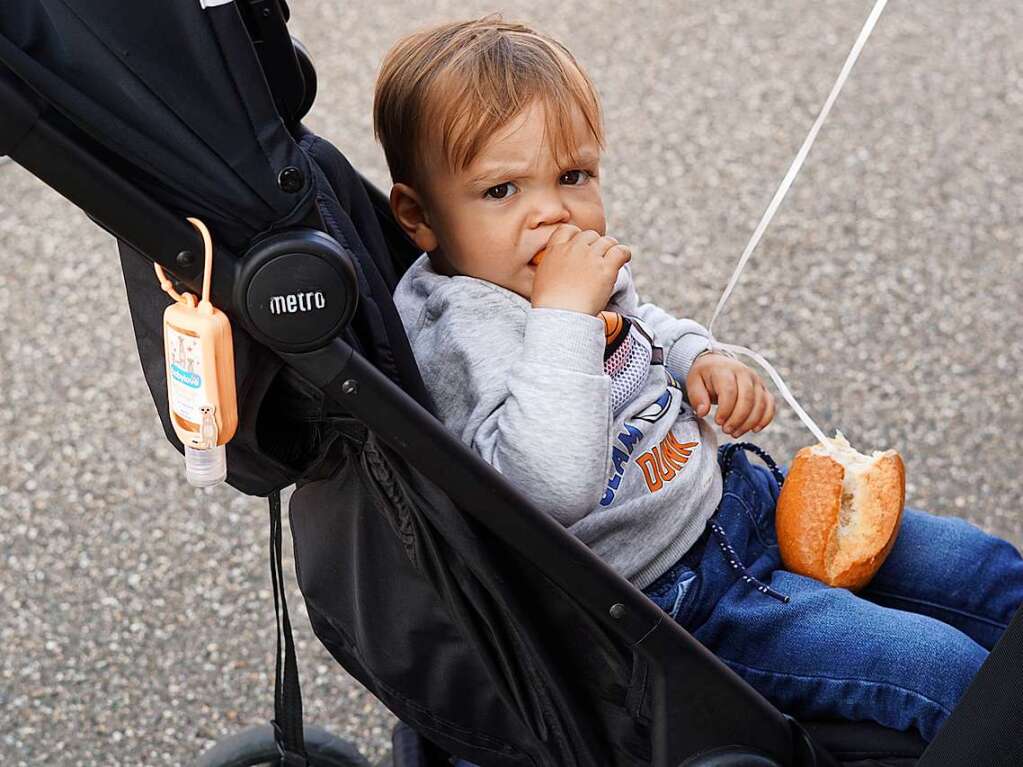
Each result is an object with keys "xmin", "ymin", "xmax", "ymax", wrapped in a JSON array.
[{"xmin": 237, "ymin": 229, "xmax": 358, "ymax": 353}]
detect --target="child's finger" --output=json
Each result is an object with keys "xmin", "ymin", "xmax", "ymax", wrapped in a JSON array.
[
  {"xmin": 606, "ymin": 244, "xmax": 632, "ymax": 268},
  {"xmin": 730, "ymin": 386, "xmax": 758, "ymax": 437},
  {"xmin": 723, "ymin": 373, "xmax": 755, "ymax": 435},
  {"xmin": 686, "ymin": 372, "xmax": 712, "ymax": 417},
  {"xmin": 744, "ymin": 386, "xmax": 769, "ymax": 434},
  {"xmin": 589, "ymin": 234, "xmax": 619, "ymax": 254},
  {"xmin": 545, "ymin": 223, "xmax": 582, "ymax": 249},
  {"xmin": 713, "ymin": 370, "xmax": 738, "ymax": 428},
  {"xmin": 759, "ymin": 391, "xmax": 776, "ymax": 430},
  {"xmin": 571, "ymin": 229, "xmax": 602, "ymax": 249}
]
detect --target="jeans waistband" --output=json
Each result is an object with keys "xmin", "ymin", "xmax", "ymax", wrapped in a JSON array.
[{"xmin": 680, "ymin": 524, "xmax": 711, "ymax": 570}]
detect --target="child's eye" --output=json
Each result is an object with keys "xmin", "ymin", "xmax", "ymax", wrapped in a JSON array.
[
  {"xmin": 484, "ymin": 182, "xmax": 518, "ymax": 200},
  {"xmin": 560, "ymin": 169, "xmax": 591, "ymax": 186}
]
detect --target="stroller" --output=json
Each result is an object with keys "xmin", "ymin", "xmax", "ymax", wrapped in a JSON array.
[{"xmin": 2, "ymin": 2, "xmax": 1022, "ymax": 765}]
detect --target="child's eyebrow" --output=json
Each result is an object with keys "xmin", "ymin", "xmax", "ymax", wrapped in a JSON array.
[
  {"xmin": 467, "ymin": 164, "xmax": 533, "ymax": 186},
  {"xmin": 467, "ymin": 150, "xmax": 600, "ymax": 186}
]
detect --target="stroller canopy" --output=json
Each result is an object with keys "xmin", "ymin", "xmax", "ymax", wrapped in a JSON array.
[{"xmin": 0, "ymin": 0, "xmax": 310, "ymax": 248}]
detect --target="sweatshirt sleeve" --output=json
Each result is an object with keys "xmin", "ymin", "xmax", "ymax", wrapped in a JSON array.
[
  {"xmin": 607, "ymin": 264, "xmax": 714, "ymax": 381},
  {"xmin": 415, "ymin": 281, "xmax": 612, "ymax": 526}
]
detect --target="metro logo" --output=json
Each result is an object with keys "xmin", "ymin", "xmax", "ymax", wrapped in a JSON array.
[
  {"xmin": 269, "ymin": 291, "xmax": 327, "ymax": 315},
  {"xmin": 636, "ymin": 432, "xmax": 699, "ymax": 492}
]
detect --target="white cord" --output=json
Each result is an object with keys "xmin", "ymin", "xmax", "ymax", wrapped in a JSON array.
[
  {"xmin": 711, "ymin": 342, "xmax": 830, "ymax": 446},
  {"xmin": 706, "ymin": 0, "xmax": 889, "ymax": 444},
  {"xmin": 709, "ymin": 0, "xmax": 889, "ymax": 335}
]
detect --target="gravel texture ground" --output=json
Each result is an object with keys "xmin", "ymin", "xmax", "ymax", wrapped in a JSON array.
[{"xmin": 1, "ymin": 1, "xmax": 1020, "ymax": 764}]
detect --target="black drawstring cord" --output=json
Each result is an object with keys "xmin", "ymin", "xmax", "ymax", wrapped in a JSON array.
[
  {"xmin": 719, "ymin": 441, "xmax": 786, "ymax": 490},
  {"xmin": 709, "ymin": 521, "xmax": 790, "ymax": 604},
  {"xmin": 714, "ymin": 443, "xmax": 791, "ymax": 604}
]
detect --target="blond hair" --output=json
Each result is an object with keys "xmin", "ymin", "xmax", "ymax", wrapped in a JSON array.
[{"xmin": 373, "ymin": 16, "xmax": 604, "ymax": 187}]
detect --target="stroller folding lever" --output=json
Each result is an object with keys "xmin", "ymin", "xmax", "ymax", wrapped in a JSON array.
[{"xmin": 235, "ymin": 0, "xmax": 309, "ymax": 126}]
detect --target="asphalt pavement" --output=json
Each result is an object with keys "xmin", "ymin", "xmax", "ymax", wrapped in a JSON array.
[{"xmin": 1, "ymin": 1, "xmax": 1020, "ymax": 764}]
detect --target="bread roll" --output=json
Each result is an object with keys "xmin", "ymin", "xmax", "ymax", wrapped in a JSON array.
[{"xmin": 775, "ymin": 433, "xmax": 905, "ymax": 591}]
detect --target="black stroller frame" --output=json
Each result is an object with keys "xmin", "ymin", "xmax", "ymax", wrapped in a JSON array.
[{"xmin": 3, "ymin": 3, "xmax": 1022, "ymax": 766}]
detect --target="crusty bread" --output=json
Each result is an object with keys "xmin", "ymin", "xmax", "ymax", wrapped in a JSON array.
[{"xmin": 775, "ymin": 433, "xmax": 905, "ymax": 591}]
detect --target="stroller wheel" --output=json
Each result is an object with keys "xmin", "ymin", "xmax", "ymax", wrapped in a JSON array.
[{"xmin": 195, "ymin": 724, "xmax": 370, "ymax": 767}]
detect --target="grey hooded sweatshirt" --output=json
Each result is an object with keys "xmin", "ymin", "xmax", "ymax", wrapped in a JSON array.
[{"xmin": 394, "ymin": 255, "xmax": 723, "ymax": 588}]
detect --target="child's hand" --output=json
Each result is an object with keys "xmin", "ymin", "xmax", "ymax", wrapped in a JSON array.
[
  {"xmin": 531, "ymin": 224, "xmax": 631, "ymax": 315},
  {"xmin": 686, "ymin": 352, "xmax": 775, "ymax": 437}
]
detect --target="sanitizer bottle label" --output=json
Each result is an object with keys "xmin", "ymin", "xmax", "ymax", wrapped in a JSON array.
[{"xmin": 166, "ymin": 323, "xmax": 207, "ymax": 430}]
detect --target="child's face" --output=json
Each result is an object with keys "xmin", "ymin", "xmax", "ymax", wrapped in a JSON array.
[{"xmin": 410, "ymin": 100, "xmax": 606, "ymax": 300}]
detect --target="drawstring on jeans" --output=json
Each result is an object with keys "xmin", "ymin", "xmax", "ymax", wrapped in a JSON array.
[
  {"xmin": 709, "ymin": 522, "xmax": 790, "ymax": 604},
  {"xmin": 719, "ymin": 442, "xmax": 787, "ymax": 490},
  {"xmin": 713, "ymin": 443, "xmax": 791, "ymax": 604}
]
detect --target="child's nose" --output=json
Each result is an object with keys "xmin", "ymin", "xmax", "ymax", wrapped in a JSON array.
[{"xmin": 527, "ymin": 190, "xmax": 571, "ymax": 228}]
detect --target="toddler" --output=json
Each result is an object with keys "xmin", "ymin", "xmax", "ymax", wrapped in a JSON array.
[{"xmin": 376, "ymin": 16, "xmax": 1023, "ymax": 743}]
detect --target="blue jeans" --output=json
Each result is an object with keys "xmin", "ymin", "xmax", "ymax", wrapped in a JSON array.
[{"xmin": 643, "ymin": 443, "xmax": 1023, "ymax": 743}]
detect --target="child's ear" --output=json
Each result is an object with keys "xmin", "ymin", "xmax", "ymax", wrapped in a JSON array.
[{"xmin": 390, "ymin": 183, "xmax": 438, "ymax": 253}]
